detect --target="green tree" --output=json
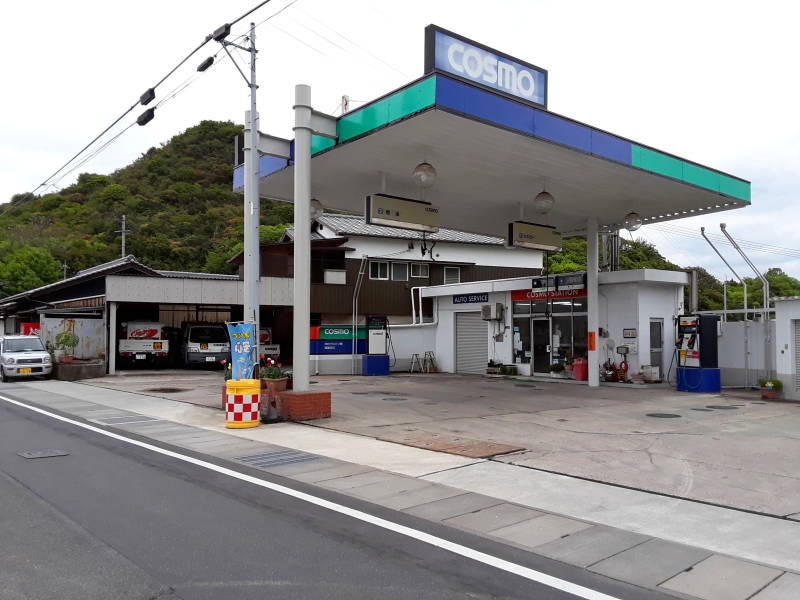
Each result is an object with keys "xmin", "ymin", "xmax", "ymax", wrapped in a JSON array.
[{"xmin": 0, "ymin": 247, "xmax": 62, "ymax": 296}]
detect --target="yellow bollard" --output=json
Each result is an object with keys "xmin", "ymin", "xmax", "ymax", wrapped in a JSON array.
[{"xmin": 225, "ymin": 378, "xmax": 261, "ymax": 429}]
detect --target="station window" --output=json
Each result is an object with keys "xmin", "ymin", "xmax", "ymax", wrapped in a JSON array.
[
  {"xmin": 391, "ymin": 262, "xmax": 408, "ymax": 281},
  {"xmin": 443, "ymin": 266, "xmax": 461, "ymax": 284},
  {"xmin": 513, "ymin": 301, "xmax": 530, "ymax": 315},
  {"xmin": 369, "ymin": 261, "xmax": 389, "ymax": 280},
  {"xmin": 411, "ymin": 263, "xmax": 429, "ymax": 278}
]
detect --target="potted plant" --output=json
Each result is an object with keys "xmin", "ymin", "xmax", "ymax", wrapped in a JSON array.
[
  {"xmin": 261, "ymin": 356, "xmax": 288, "ymax": 392},
  {"xmin": 55, "ymin": 330, "xmax": 79, "ymax": 363},
  {"xmin": 759, "ymin": 378, "xmax": 782, "ymax": 400},
  {"xmin": 500, "ymin": 364, "xmax": 518, "ymax": 376},
  {"xmin": 549, "ymin": 362, "xmax": 566, "ymax": 377}
]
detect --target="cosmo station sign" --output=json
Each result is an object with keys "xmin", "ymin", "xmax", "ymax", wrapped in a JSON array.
[{"xmin": 425, "ymin": 25, "xmax": 547, "ymax": 108}]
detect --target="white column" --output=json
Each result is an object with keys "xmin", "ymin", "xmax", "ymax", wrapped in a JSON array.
[
  {"xmin": 586, "ymin": 219, "xmax": 600, "ymax": 387},
  {"xmin": 292, "ymin": 84, "xmax": 312, "ymax": 392},
  {"xmin": 108, "ymin": 301, "xmax": 117, "ymax": 375}
]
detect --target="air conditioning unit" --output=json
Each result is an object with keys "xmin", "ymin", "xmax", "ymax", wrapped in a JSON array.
[{"xmin": 481, "ymin": 303, "xmax": 504, "ymax": 321}]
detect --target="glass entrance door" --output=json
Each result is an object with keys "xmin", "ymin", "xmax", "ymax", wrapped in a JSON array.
[{"xmin": 532, "ymin": 319, "xmax": 551, "ymax": 373}]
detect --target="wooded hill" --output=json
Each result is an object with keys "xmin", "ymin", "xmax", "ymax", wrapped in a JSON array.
[{"xmin": 1, "ymin": 119, "xmax": 798, "ymax": 307}]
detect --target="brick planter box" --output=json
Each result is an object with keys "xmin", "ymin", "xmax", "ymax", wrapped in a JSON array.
[{"xmin": 278, "ymin": 390, "xmax": 331, "ymax": 421}]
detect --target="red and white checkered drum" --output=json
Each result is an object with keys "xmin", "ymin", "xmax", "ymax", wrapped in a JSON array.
[{"xmin": 225, "ymin": 379, "xmax": 261, "ymax": 429}]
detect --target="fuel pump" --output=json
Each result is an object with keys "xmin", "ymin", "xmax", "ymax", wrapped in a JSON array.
[{"xmin": 675, "ymin": 314, "xmax": 720, "ymax": 393}]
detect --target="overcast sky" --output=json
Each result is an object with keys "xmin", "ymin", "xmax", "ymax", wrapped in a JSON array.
[{"xmin": 2, "ymin": 0, "xmax": 798, "ymax": 280}]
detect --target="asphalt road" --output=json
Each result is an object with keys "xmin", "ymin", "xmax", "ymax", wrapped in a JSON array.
[{"xmin": 0, "ymin": 393, "xmax": 675, "ymax": 600}]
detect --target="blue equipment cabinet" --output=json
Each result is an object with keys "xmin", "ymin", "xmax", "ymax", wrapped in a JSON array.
[
  {"xmin": 362, "ymin": 354, "xmax": 390, "ymax": 376},
  {"xmin": 677, "ymin": 367, "xmax": 721, "ymax": 393}
]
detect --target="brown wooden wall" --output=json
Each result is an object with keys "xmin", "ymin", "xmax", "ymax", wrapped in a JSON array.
[{"xmin": 309, "ymin": 259, "xmax": 540, "ymax": 316}]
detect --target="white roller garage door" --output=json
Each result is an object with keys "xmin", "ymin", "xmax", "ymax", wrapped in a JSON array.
[{"xmin": 456, "ymin": 312, "xmax": 488, "ymax": 374}]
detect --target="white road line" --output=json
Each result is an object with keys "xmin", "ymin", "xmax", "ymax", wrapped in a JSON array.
[{"xmin": 0, "ymin": 394, "xmax": 622, "ymax": 600}]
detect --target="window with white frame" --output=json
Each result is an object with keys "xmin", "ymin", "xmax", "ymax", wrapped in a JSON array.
[
  {"xmin": 391, "ymin": 262, "xmax": 408, "ymax": 281},
  {"xmin": 411, "ymin": 263, "xmax": 429, "ymax": 278},
  {"xmin": 443, "ymin": 266, "xmax": 461, "ymax": 284},
  {"xmin": 369, "ymin": 261, "xmax": 389, "ymax": 280}
]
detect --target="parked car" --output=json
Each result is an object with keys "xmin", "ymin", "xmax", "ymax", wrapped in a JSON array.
[
  {"xmin": 0, "ymin": 335, "xmax": 53, "ymax": 382},
  {"xmin": 180, "ymin": 322, "xmax": 230, "ymax": 367}
]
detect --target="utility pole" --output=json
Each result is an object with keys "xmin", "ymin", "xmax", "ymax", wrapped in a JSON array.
[
  {"xmin": 243, "ymin": 22, "xmax": 261, "ymax": 338},
  {"xmin": 115, "ymin": 214, "xmax": 131, "ymax": 258},
  {"xmin": 200, "ymin": 22, "xmax": 261, "ymax": 352}
]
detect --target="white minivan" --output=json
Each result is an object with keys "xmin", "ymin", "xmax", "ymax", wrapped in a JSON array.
[{"xmin": 0, "ymin": 335, "xmax": 53, "ymax": 382}]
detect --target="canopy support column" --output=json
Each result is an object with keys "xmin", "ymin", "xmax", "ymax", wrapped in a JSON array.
[
  {"xmin": 587, "ymin": 219, "xmax": 600, "ymax": 387},
  {"xmin": 292, "ymin": 84, "xmax": 312, "ymax": 392}
]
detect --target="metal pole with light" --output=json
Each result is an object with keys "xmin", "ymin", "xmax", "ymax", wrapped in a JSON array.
[{"xmin": 199, "ymin": 23, "xmax": 261, "ymax": 344}]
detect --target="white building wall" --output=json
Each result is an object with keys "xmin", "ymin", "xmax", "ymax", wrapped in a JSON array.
[
  {"xmin": 717, "ymin": 320, "xmax": 774, "ymax": 388},
  {"xmin": 340, "ymin": 237, "xmax": 542, "ymax": 269},
  {"xmin": 387, "ymin": 325, "xmax": 437, "ymax": 371},
  {"xmin": 774, "ymin": 300, "xmax": 800, "ymax": 399}
]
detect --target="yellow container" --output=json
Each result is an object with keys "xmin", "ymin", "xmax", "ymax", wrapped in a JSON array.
[{"xmin": 225, "ymin": 378, "xmax": 261, "ymax": 429}]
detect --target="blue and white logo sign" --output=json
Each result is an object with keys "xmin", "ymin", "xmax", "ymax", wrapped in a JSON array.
[
  {"xmin": 428, "ymin": 28, "xmax": 547, "ymax": 107},
  {"xmin": 453, "ymin": 293, "xmax": 489, "ymax": 304}
]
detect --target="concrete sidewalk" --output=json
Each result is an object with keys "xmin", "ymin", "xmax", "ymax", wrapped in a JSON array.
[{"xmin": 3, "ymin": 379, "xmax": 799, "ymax": 600}]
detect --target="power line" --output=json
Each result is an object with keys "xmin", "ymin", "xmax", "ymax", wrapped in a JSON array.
[
  {"xmin": 647, "ymin": 224, "xmax": 800, "ymax": 259},
  {"xmin": 30, "ymin": 0, "xmax": 286, "ymax": 196}
]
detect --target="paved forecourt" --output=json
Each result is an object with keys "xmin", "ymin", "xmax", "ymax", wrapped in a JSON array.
[{"xmin": 2, "ymin": 379, "xmax": 799, "ymax": 600}]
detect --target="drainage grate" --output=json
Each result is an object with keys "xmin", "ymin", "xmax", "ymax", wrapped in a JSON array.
[
  {"xmin": 646, "ymin": 413, "xmax": 682, "ymax": 418},
  {"xmin": 234, "ymin": 449, "xmax": 320, "ymax": 469},
  {"xmin": 97, "ymin": 415, "xmax": 160, "ymax": 425},
  {"xmin": 18, "ymin": 449, "xmax": 70, "ymax": 459},
  {"xmin": 706, "ymin": 405, "xmax": 739, "ymax": 410},
  {"xmin": 144, "ymin": 387, "xmax": 186, "ymax": 394}
]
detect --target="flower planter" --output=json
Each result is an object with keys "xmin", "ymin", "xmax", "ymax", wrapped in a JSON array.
[
  {"xmin": 262, "ymin": 377, "xmax": 288, "ymax": 393},
  {"xmin": 58, "ymin": 355, "xmax": 74, "ymax": 364},
  {"xmin": 761, "ymin": 387, "xmax": 780, "ymax": 401}
]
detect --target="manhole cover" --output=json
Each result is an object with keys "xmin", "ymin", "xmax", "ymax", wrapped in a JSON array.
[
  {"xmin": 351, "ymin": 392, "xmax": 370, "ymax": 395},
  {"xmin": 691, "ymin": 408, "xmax": 714, "ymax": 412},
  {"xmin": 144, "ymin": 387, "xmax": 186, "ymax": 394},
  {"xmin": 423, "ymin": 401, "xmax": 438, "ymax": 405},
  {"xmin": 382, "ymin": 397, "xmax": 407, "ymax": 401},
  {"xmin": 371, "ymin": 391, "xmax": 404, "ymax": 396},
  {"xmin": 750, "ymin": 401, "xmax": 767, "ymax": 405},
  {"xmin": 706, "ymin": 405, "xmax": 739, "ymax": 410},
  {"xmin": 557, "ymin": 419, "xmax": 569, "ymax": 422},
  {"xmin": 646, "ymin": 413, "xmax": 682, "ymax": 418},
  {"xmin": 514, "ymin": 383, "xmax": 538, "ymax": 388},
  {"xmin": 338, "ymin": 379, "xmax": 351, "ymax": 382},
  {"xmin": 18, "ymin": 449, "xmax": 70, "ymax": 459}
]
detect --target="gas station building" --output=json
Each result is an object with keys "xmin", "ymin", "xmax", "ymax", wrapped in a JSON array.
[{"xmin": 235, "ymin": 25, "xmax": 750, "ymax": 389}]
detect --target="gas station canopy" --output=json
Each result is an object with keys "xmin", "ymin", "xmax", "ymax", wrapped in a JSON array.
[{"xmin": 234, "ymin": 26, "xmax": 750, "ymax": 238}]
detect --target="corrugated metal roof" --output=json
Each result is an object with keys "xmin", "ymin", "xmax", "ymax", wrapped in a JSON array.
[
  {"xmin": 287, "ymin": 214, "xmax": 505, "ymax": 245},
  {"xmin": 1, "ymin": 255, "xmax": 160, "ymax": 304},
  {"xmin": 155, "ymin": 270, "xmax": 239, "ymax": 280}
]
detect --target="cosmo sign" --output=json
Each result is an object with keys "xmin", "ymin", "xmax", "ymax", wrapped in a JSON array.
[{"xmin": 425, "ymin": 25, "xmax": 547, "ymax": 108}]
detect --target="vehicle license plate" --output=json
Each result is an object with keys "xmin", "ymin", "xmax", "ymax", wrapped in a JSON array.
[
  {"xmin": 205, "ymin": 356, "xmax": 216, "ymax": 362},
  {"xmin": 135, "ymin": 353, "xmax": 146, "ymax": 360},
  {"xmin": 19, "ymin": 368, "xmax": 32, "ymax": 374}
]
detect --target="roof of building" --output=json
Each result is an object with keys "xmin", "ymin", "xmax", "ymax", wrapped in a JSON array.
[
  {"xmin": 284, "ymin": 213, "xmax": 506, "ymax": 245},
  {"xmin": 1, "ymin": 255, "xmax": 160, "ymax": 306},
  {"xmin": 155, "ymin": 270, "xmax": 239, "ymax": 280},
  {"xmin": 0, "ymin": 256, "xmax": 239, "ymax": 310}
]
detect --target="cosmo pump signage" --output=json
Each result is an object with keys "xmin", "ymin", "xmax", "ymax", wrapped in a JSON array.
[{"xmin": 425, "ymin": 25, "xmax": 547, "ymax": 108}]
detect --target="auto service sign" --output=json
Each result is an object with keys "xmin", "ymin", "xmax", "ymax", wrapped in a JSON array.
[{"xmin": 425, "ymin": 25, "xmax": 547, "ymax": 108}]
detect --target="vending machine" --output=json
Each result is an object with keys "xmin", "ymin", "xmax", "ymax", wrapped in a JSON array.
[{"xmin": 675, "ymin": 314, "xmax": 720, "ymax": 392}]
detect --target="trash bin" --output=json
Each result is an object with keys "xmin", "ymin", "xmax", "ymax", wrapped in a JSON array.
[
  {"xmin": 225, "ymin": 378, "xmax": 260, "ymax": 429},
  {"xmin": 572, "ymin": 357, "xmax": 588, "ymax": 381}
]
